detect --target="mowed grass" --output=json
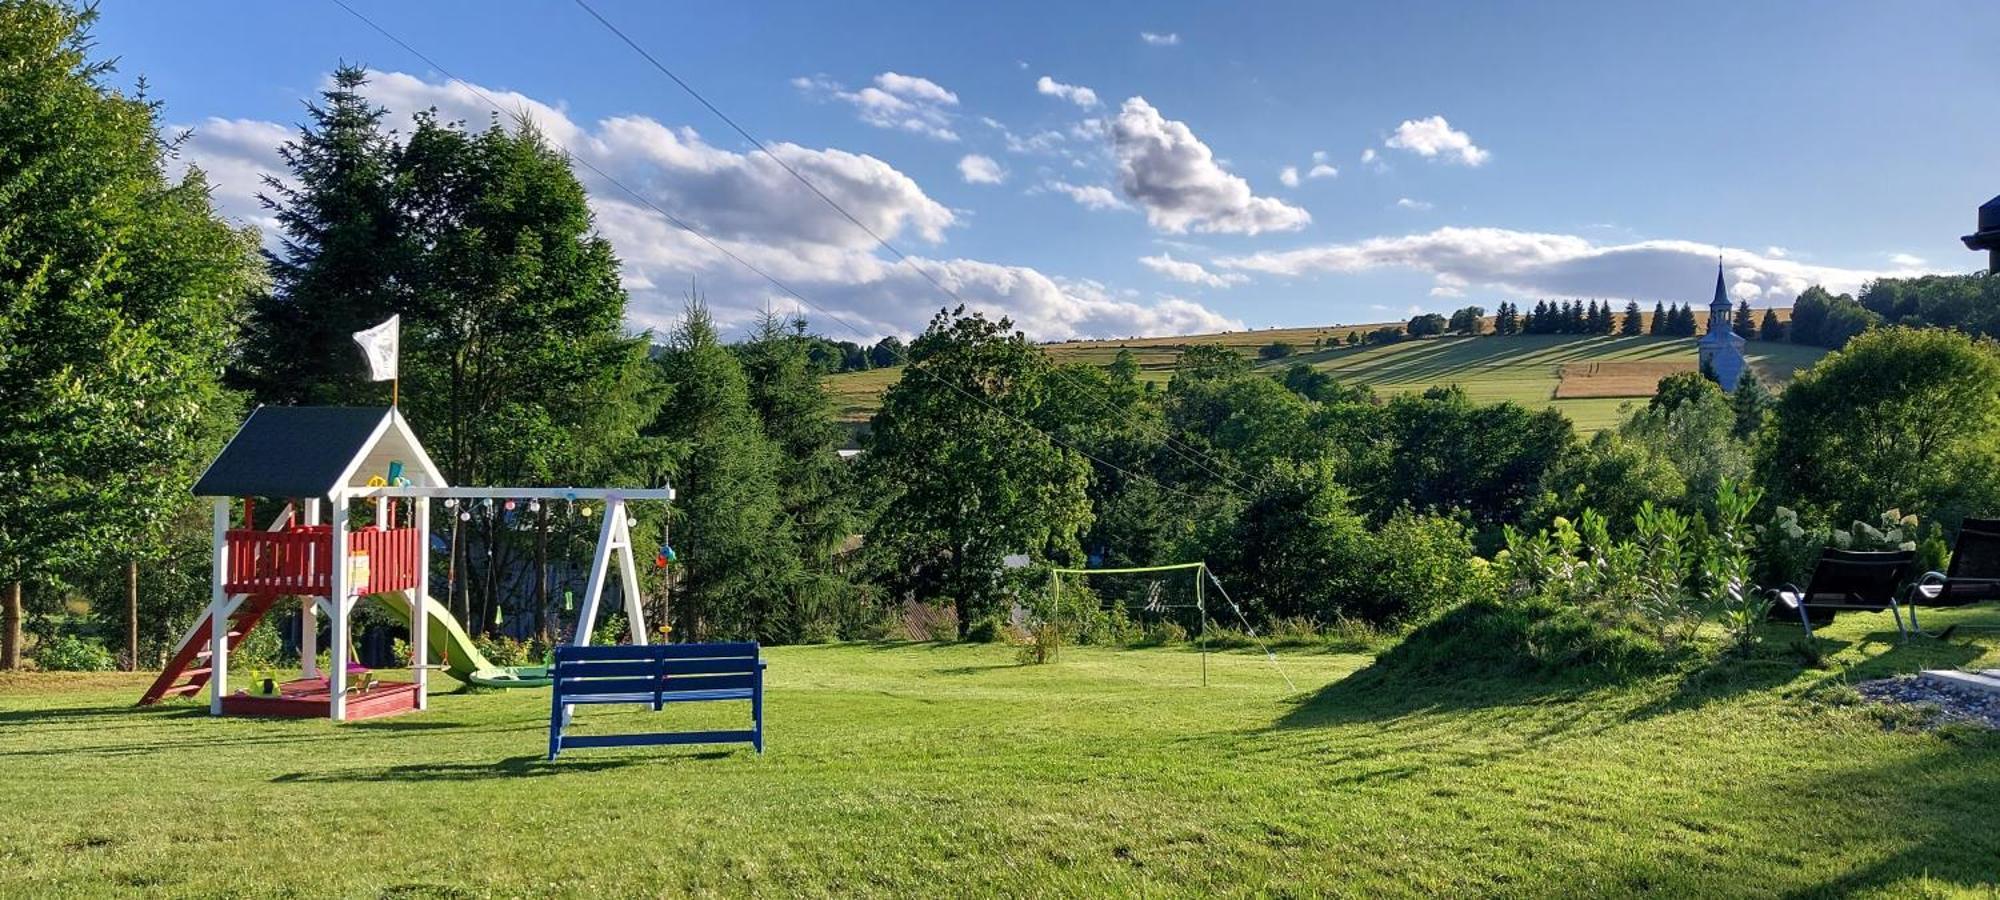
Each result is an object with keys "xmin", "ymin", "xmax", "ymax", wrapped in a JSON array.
[
  {"xmin": 6, "ymin": 609, "xmax": 2000, "ymax": 897},
  {"xmin": 827, "ymin": 328, "xmax": 1826, "ymax": 434}
]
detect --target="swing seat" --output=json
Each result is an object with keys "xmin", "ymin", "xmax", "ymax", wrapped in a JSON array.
[{"xmin": 547, "ymin": 642, "xmax": 765, "ymax": 759}]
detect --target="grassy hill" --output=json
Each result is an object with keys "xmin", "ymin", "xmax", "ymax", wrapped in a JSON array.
[{"xmin": 830, "ymin": 318, "xmax": 1826, "ymax": 434}]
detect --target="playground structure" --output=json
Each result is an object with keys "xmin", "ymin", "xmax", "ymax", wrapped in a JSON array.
[{"xmin": 139, "ymin": 406, "xmax": 673, "ymax": 722}]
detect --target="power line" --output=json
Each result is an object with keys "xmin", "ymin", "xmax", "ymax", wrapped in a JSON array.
[
  {"xmin": 566, "ymin": 0, "xmax": 1264, "ymax": 497},
  {"xmin": 323, "ymin": 0, "xmax": 1240, "ymax": 509}
]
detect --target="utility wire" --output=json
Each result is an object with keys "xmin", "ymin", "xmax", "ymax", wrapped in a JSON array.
[
  {"xmin": 567, "ymin": 0, "xmax": 1264, "ymax": 497},
  {"xmin": 324, "ymin": 0, "xmax": 1236, "ymax": 508}
]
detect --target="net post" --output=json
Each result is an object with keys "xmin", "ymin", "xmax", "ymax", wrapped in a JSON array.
[{"xmin": 1197, "ymin": 564, "xmax": 1207, "ymax": 687}]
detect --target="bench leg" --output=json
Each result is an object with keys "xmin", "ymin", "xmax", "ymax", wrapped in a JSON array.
[
  {"xmin": 548, "ymin": 692, "xmax": 563, "ymax": 760},
  {"xmin": 752, "ymin": 680, "xmax": 764, "ymax": 754}
]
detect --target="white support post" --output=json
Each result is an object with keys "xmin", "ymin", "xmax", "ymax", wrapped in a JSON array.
[
  {"xmin": 411, "ymin": 496, "xmax": 430, "ymax": 708},
  {"xmin": 610, "ymin": 500, "xmax": 647, "ymax": 644},
  {"xmin": 328, "ymin": 494, "xmax": 351, "ymax": 722},
  {"xmin": 209, "ymin": 498, "xmax": 231, "ymax": 716},
  {"xmin": 301, "ymin": 498, "xmax": 320, "ymax": 679},
  {"xmin": 572, "ymin": 499, "xmax": 624, "ymax": 647}
]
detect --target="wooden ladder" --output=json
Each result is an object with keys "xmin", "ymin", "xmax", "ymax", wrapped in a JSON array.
[{"xmin": 138, "ymin": 593, "xmax": 283, "ymax": 706}]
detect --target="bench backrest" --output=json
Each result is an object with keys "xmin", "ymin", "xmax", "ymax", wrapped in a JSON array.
[
  {"xmin": 552, "ymin": 642, "xmax": 761, "ymax": 699},
  {"xmin": 1947, "ymin": 518, "xmax": 2000, "ymax": 580},
  {"xmin": 1804, "ymin": 549, "xmax": 1915, "ymax": 610}
]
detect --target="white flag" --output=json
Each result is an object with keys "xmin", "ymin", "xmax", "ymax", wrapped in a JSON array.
[{"xmin": 352, "ymin": 315, "xmax": 399, "ymax": 382}]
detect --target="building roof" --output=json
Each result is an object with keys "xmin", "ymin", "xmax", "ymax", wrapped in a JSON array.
[{"xmin": 192, "ymin": 406, "xmax": 444, "ymax": 498}]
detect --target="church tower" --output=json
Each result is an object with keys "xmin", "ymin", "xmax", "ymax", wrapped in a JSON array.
[{"xmin": 1696, "ymin": 260, "xmax": 1748, "ymax": 392}]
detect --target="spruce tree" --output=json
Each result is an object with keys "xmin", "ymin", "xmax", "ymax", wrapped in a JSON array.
[
  {"xmin": 1759, "ymin": 307, "xmax": 1785, "ymax": 342},
  {"xmin": 1649, "ymin": 302, "xmax": 1666, "ymax": 336},
  {"xmin": 654, "ymin": 302, "xmax": 799, "ymax": 641},
  {"xmin": 1621, "ymin": 301, "xmax": 1644, "ymax": 336},
  {"xmin": 737, "ymin": 311, "xmax": 856, "ymax": 640},
  {"xmin": 238, "ymin": 65, "xmax": 405, "ymax": 406},
  {"xmin": 1734, "ymin": 300, "xmax": 1755, "ymax": 337}
]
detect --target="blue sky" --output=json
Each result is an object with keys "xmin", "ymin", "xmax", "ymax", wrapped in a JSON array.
[{"xmin": 95, "ymin": 1, "xmax": 2000, "ymax": 341}]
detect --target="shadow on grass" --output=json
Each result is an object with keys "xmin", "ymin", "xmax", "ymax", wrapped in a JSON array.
[
  {"xmin": 0, "ymin": 702, "xmax": 207, "ymax": 728},
  {"xmin": 270, "ymin": 754, "xmax": 637, "ymax": 782}
]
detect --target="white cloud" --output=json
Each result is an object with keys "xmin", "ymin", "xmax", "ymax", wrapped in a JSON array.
[
  {"xmin": 1395, "ymin": 197, "xmax": 1433, "ymax": 211},
  {"xmin": 172, "ymin": 116, "xmax": 295, "ymax": 238},
  {"xmin": 1278, "ymin": 166, "xmax": 1300, "ymax": 188},
  {"xmin": 1360, "ymin": 148, "xmax": 1377, "ymax": 163},
  {"xmin": 1108, "ymin": 97, "xmax": 1310, "ymax": 235},
  {"xmin": 1140, "ymin": 31, "xmax": 1181, "ymax": 46},
  {"xmin": 1384, "ymin": 115, "xmax": 1488, "ymax": 166},
  {"xmin": 1216, "ymin": 226, "xmax": 1935, "ymax": 305},
  {"xmin": 193, "ymin": 69, "xmax": 1228, "ymax": 342},
  {"xmin": 797, "ymin": 71, "xmax": 961, "ymax": 141},
  {"xmin": 874, "ymin": 71, "xmax": 958, "ymax": 105},
  {"xmin": 1045, "ymin": 180, "xmax": 1128, "ymax": 211},
  {"xmin": 1138, "ymin": 252, "xmax": 1249, "ymax": 288},
  {"xmin": 1764, "ymin": 245, "xmax": 1790, "ymax": 258},
  {"xmin": 1036, "ymin": 75, "xmax": 1100, "ymax": 109},
  {"xmin": 1889, "ymin": 252, "xmax": 1926, "ymax": 267},
  {"xmin": 958, "ymin": 154, "xmax": 1005, "ymax": 185},
  {"xmin": 1307, "ymin": 163, "xmax": 1338, "ymax": 179}
]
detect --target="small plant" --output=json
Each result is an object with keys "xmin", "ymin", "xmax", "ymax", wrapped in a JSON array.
[
  {"xmin": 1706, "ymin": 481, "xmax": 1768, "ymax": 649},
  {"xmin": 1016, "ymin": 622, "xmax": 1060, "ymax": 665}
]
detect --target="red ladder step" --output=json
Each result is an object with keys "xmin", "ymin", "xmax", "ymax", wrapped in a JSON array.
[{"xmin": 138, "ymin": 594, "xmax": 282, "ymax": 706}]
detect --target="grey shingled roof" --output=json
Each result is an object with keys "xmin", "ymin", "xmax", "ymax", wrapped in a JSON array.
[{"xmin": 192, "ymin": 406, "xmax": 391, "ymax": 498}]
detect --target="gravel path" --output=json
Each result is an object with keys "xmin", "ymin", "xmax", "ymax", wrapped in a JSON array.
[{"xmin": 1855, "ymin": 674, "xmax": 2000, "ymax": 730}]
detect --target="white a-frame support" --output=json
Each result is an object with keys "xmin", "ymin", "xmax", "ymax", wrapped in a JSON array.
[{"xmin": 571, "ymin": 497, "xmax": 648, "ymax": 646}]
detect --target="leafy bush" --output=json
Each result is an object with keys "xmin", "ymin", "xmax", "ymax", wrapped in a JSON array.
[
  {"xmin": 1350, "ymin": 511, "xmax": 1490, "ymax": 624},
  {"xmin": 35, "ymin": 635, "xmax": 116, "ymax": 672},
  {"xmin": 231, "ymin": 621, "xmax": 284, "ymax": 670},
  {"xmin": 474, "ymin": 634, "xmax": 541, "ymax": 666},
  {"xmin": 1258, "ymin": 340, "xmax": 1295, "ymax": 360}
]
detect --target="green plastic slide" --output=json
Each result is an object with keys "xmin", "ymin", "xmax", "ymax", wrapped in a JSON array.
[{"xmin": 372, "ymin": 593, "xmax": 551, "ymax": 689}]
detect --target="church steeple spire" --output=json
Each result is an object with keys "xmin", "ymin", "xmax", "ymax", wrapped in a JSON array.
[{"xmin": 1708, "ymin": 257, "xmax": 1731, "ymax": 330}]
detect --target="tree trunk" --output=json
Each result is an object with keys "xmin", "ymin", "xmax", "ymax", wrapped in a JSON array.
[
  {"xmin": 125, "ymin": 559, "xmax": 139, "ymax": 671},
  {"xmin": 2, "ymin": 581, "xmax": 21, "ymax": 669}
]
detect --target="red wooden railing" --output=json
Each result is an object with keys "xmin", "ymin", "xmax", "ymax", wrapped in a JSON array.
[{"xmin": 223, "ymin": 525, "xmax": 419, "ymax": 597}]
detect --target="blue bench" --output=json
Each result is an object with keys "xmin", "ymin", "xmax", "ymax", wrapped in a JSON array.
[{"xmin": 547, "ymin": 642, "xmax": 765, "ymax": 759}]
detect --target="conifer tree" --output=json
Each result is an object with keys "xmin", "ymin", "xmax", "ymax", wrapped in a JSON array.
[
  {"xmin": 654, "ymin": 302, "xmax": 799, "ymax": 640},
  {"xmin": 1649, "ymin": 301, "xmax": 1667, "ymax": 336},
  {"xmin": 737, "ymin": 311, "xmax": 857, "ymax": 640},
  {"xmin": 1759, "ymin": 307, "xmax": 1785, "ymax": 342},
  {"xmin": 238, "ymin": 65, "xmax": 404, "ymax": 405},
  {"xmin": 1734, "ymin": 299, "xmax": 1755, "ymax": 337},
  {"xmin": 1621, "ymin": 301, "xmax": 1644, "ymax": 336}
]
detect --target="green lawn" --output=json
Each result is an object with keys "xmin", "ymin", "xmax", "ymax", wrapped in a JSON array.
[
  {"xmin": 827, "ymin": 333, "xmax": 1827, "ymax": 434},
  {"xmin": 6, "ymin": 609, "xmax": 1997, "ymax": 897}
]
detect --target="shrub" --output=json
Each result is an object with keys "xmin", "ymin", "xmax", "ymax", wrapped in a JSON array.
[
  {"xmin": 1258, "ymin": 340, "xmax": 1295, "ymax": 360},
  {"xmin": 1351, "ymin": 511, "xmax": 1489, "ymax": 624},
  {"xmin": 231, "ymin": 621, "xmax": 285, "ymax": 670},
  {"xmin": 35, "ymin": 635, "xmax": 116, "ymax": 672},
  {"xmin": 475, "ymin": 634, "xmax": 538, "ymax": 665}
]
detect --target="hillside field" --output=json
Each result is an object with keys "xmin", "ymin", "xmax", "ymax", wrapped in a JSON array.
[
  {"xmin": 5, "ymin": 610, "xmax": 2000, "ymax": 896},
  {"xmin": 831, "ymin": 323, "xmax": 1826, "ymax": 434}
]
